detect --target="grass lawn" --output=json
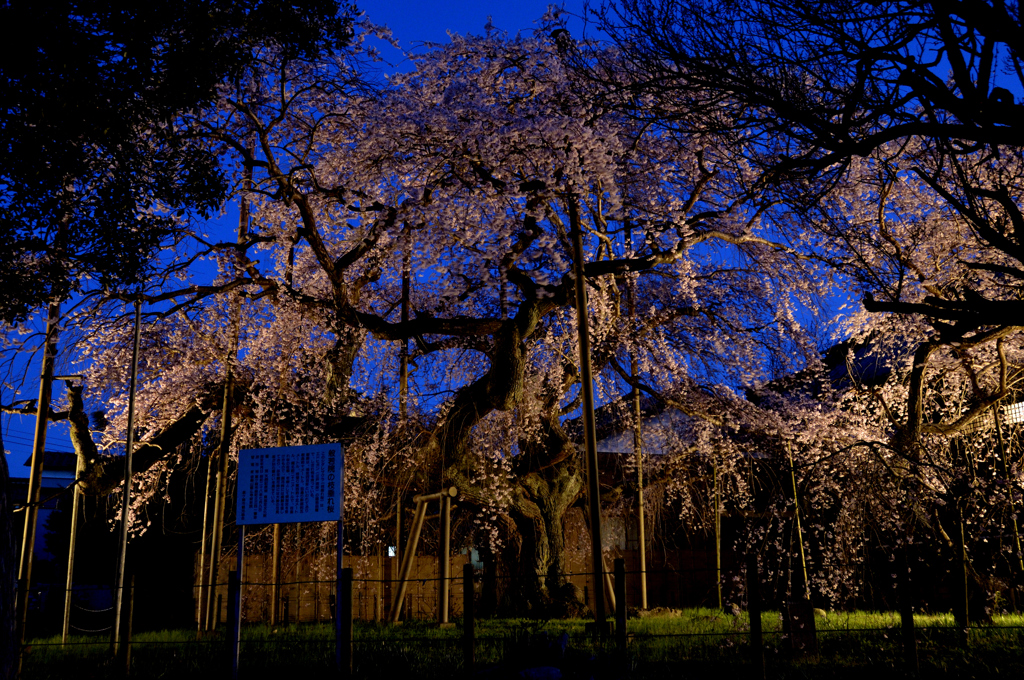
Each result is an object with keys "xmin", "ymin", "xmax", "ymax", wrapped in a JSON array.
[{"xmin": 19, "ymin": 610, "xmax": 1024, "ymax": 679}]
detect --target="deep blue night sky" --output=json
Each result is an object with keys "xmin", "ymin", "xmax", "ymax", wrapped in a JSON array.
[{"xmin": 3, "ymin": 1, "xmax": 590, "ymax": 478}]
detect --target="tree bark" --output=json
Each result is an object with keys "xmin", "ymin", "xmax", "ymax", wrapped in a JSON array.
[
  {"xmin": 67, "ymin": 381, "xmax": 228, "ymax": 496},
  {"xmin": 507, "ymin": 463, "xmax": 585, "ymax": 615}
]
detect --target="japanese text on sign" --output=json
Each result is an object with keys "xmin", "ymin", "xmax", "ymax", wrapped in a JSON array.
[{"xmin": 236, "ymin": 443, "xmax": 343, "ymax": 525}]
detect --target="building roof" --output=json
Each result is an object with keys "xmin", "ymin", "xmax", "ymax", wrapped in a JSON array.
[{"xmin": 22, "ymin": 450, "xmax": 78, "ymax": 473}]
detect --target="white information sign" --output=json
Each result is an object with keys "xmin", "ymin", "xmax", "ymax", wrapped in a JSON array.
[{"xmin": 236, "ymin": 443, "xmax": 343, "ymax": 525}]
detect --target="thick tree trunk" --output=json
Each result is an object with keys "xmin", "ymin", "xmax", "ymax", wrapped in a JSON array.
[
  {"xmin": 507, "ymin": 462, "xmax": 586, "ymax": 616},
  {"xmin": 429, "ymin": 318, "xmax": 591, "ymax": 614},
  {"xmin": 502, "ymin": 401, "xmax": 587, "ymax": 616}
]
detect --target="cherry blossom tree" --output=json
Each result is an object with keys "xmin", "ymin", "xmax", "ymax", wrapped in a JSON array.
[
  {"xmin": 589, "ymin": 0, "xmax": 1024, "ymax": 616},
  {"xmin": 1, "ymin": 3, "xmax": 356, "ymax": 668},
  {"xmin": 592, "ymin": 0, "xmax": 1024, "ymax": 447},
  {"xmin": 63, "ymin": 22, "xmax": 823, "ymax": 615}
]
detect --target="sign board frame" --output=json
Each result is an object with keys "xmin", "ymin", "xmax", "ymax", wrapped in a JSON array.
[{"xmin": 236, "ymin": 443, "xmax": 343, "ymax": 525}]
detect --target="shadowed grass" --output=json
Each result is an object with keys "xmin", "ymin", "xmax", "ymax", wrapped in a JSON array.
[{"xmin": 19, "ymin": 610, "xmax": 1024, "ymax": 679}]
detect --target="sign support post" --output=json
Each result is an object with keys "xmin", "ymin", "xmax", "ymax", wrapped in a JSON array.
[
  {"xmin": 336, "ymin": 487, "xmax": 345, "ymax": 675},
  {"xmin": 230, "ymin": 525, "xmax": 244, "ymax": 679},
  {"xmin": 235, "ymin": 443, "xmax": 344, "ymax": 678}
]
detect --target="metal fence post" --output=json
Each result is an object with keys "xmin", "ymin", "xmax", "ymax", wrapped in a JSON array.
[
  {"xmin": 339, "ymin": 568, "xmax": 353, "ymax": 679},
  {"xmin": 124, "ymin": 575, "xmax": 135, "ymax": 677},
  {"xmin": 747, "ymin": 554, "xmax": 764, "ymax": 680},
  {"xmin": 614, "ymin": 558, "xmax": 627, "ymax": 653},
  {"xmin": 439, "ymin": 494, "xmax": 452, "ymax": 625},
  {"xmin": 463, "ymin": 563, "xmax": 475, "ymax": 674},
  {"xmin": 228, "ymin": 571, "xmax": 240, "ymax": 680},
  {"xmin": 899, "ymin": 550, "xmax": 919, "ymax": 677}
]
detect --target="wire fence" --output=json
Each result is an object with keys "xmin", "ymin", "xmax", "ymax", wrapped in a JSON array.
[{"xmin": 17, "ymin": 558, "xmax": 1024, "ymax": 679}]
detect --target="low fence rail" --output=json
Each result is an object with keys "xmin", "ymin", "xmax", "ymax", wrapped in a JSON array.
[{"xmin": 17, "ymin": 560, "xmax": 1024, "ymax": 679}]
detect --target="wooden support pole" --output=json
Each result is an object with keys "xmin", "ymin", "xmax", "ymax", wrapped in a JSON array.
[
  {"xmin": 395, "ymin": 496, "xmax": 402, "ymax": 575},
  {"xmin": 205, "ymin": 372, "xmax": 233, "ymax": 632},
  {"xmin": 389, "ymin": 500, "xmax": 427, "ymax": 622},
  {"xmin": 414, "ymin": 488, "xmax": 457, "ymax": 504},
  {"xmin": 582, "ymin": 508, "xmax": 616, "ymax": 616},
  {"xmin": 270, "ymin": 525, "xmax": 282, "ymax": 626},
  {"xmin": 230, "ymin": 525, "xmax": 245, "ymax": 680},
  {"xmin": 389, "ymin": 488, "xmax": 457, "ymax": 623},
  {"xmin": 399, "ymin": 237, "xmax": 410, "ymax": 422},
  {"xmin": 207, "ymin": 144, "xmax": 249, "ymax": 631},
  {"xmin": 633, "ymin": 385, "xmax": 648, "ymax": 610},
  {"xmin": 957, "ymin": 509, "xmax": 970, "ymax": 646},
  {"xmin": 603, "ymin": 557, "xmax": 616, "ymax": 620}
]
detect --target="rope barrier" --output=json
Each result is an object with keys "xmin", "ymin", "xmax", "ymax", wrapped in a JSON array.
[
  {"xmin": 72, "ymin": 604, "xmax": 114, "ymax": 613},
  {"xmin": 69, "ymin": 625, "xmax": 113, "ymax": 634}
]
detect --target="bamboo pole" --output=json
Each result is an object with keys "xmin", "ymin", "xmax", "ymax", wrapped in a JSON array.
[
  {"xmin": 569, "ymin": 195, "xmax": 607, "ymax": 632},
  {"xmin": 399, "ymin": 237, "xmax": 410, "ymax": 422},
  {"xmin": 395, "ymin": 496, "xmax": 402, "ymax": 578},
  {"xmin": 113, "ymin": 298, "xmax": 142, "ymax": 654},
  {"xmin": 786, "ymin": 441, "xmax": 809, "ymax": 599},
  {"xmin": 205, "ymin": 369, "xmax": 233, "ymax": 631},
  {"xmin": 624, "ymin": 226, "xmax": 648, "ymax": 610},
  {"xmin": 16, "ymin": 300, "xmax": 60, "ymax": 670},
  {"xmin": 270, "ymin": 428, "xmax": 285, "ymax": 626},
  {"xmin": 61, "ymin": 449, "xmax": 84, "ymax": 644},
  {"xmin": 197, "ymin": 439, "xmax": 215, "ymax": 631},
  {"xmin": 714, "ymin": 451, "xmax": 722, "ymax": 610},
  {"xmin": 205, "ymin": 153, "xmax": 250, "ymax": 629}
]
